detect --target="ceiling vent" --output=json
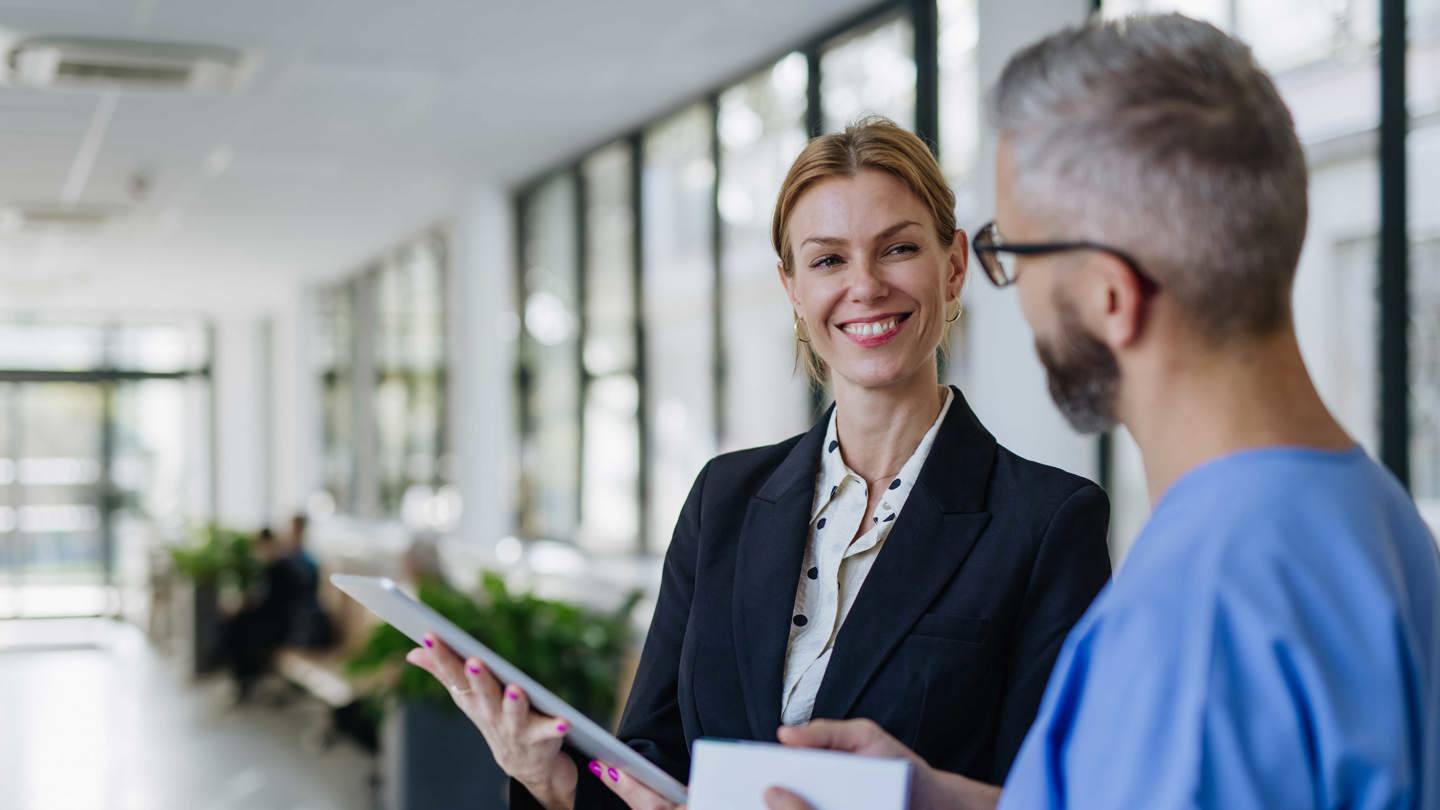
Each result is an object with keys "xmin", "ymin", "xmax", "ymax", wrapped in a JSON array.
[
  {"xmin": 3, "ymin": 36, "xmax": 249, "ymax": 92},
  {"xmin": 0, "ymin": 204, "xmax": 117, "ymax": 234}
]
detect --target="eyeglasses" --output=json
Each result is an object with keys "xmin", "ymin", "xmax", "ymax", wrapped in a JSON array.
[{"xmin": 971, "ymin": 221, "xmax": 1160, "ymax": 291}]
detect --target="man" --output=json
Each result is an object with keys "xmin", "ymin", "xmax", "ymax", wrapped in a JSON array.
[{"xmin": 766, "ymin": 13, "xmax": 1439, "ymax": 810}]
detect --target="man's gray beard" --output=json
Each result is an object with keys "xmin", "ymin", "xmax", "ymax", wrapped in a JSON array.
[{"xmin": 1034, "ymin": 292, "xmax": 1121, "ymax": 434}]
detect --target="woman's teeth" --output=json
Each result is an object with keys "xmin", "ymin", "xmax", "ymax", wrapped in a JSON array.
[{"xmin": 842, "ymin": 318, "xmax": 899, "ymax": 337}]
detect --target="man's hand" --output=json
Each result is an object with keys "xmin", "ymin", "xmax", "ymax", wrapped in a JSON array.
[{"xmin": 768, "ymin": 719, "xmax": 1003, "ymax": 810}]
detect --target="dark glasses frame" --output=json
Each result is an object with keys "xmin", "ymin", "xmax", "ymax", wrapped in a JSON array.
[{"xmin": 971, "ymin": 221, "xmax": 1160, "ymax": 291}]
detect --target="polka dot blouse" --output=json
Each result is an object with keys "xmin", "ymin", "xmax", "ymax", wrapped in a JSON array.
[{"xmin": 779, "ymin": 387, "xmax": 956, "ymax": 726}]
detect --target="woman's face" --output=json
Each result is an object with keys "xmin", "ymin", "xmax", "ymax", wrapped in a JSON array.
[{"xmin": 780, "ymin": 169, "xmax": 966, "ymax": 391}]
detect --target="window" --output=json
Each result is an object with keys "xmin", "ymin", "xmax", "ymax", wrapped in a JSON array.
[
  {"xmin": 938, "ymin": 0, "xmax": 983, "ymax": 379},
  {"xmin": 316, "ymin": 283, "xmax": 357, "ymax": 514},
  {"xmin": 938, "ymin": 0, "xmax": 981, "ymax": 215},
  {"xmin": 580, "ymin": 143, "xmax": 642, "ymax": 553},
  {"xmin": 315, "ymin": 233, "xmax": 451, "ymax": 525},
  {"xmin": 373, "ymin": 234, "xmax": 450, "ymax": 522},
  {"xmin": 1100, "ymin": 0, "xmax": 1386, "ymax": 559},
  {"xmin": 642, "ymin": 105, "xmax": 718, "ymax": 548},
  {"xmin": 1413, "ymin": 0, "xmax": 1440, "ymax": 527},
  {"xmin": 518, "ymin": 175, "xmax": 582, "ymax": 540},
  {"xmin": 1409, "ymin": 239, "xmax": 1440, "ymax": 506},
  {"xmin": 821, "ymin": 14, "xmax": 917, "ymax": 132},
  {"xmin": 718, "ymin": 54, "xmax": 815, "ymax": 452},
  {"xmin": 510, "ymin": 3, "xmax": 945, "ymax": 554}
]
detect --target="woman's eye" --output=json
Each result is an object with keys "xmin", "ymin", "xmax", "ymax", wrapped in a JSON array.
[
  {"xmin": 811, "ymin": 255, "xmax": 843, "ymax": 268},
  {"xmin": 886, "ymin": 243, "xmax": 919, "ymax": 257}
]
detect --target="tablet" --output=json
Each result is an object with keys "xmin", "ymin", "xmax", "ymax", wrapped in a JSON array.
[{"xmin": 331, "ymin": 574, "xmax": 688, "ymax": 805}]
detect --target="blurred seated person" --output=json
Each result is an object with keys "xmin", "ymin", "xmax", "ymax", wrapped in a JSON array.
[
  {"xmin": 283, "ymin": 513, "xmax": 334, "ymax": 649},
  {"xmin": 219, "ymin": 528, "xmax": 292, "ymax": 701}
]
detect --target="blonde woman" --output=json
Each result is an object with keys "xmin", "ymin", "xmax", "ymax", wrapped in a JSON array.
[{"xmin": 411, "ymin": 118, "xmax": 1111, "ymax": 810}]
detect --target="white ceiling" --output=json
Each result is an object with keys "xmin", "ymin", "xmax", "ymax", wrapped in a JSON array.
[{"xmin": 0, "ymin": 0, "xmax": 879, "ymax": 301}]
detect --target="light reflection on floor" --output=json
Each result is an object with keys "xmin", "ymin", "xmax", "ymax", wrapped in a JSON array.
[{"xmin": 0, "ymin": 620, "xmax": 374, "ymax": 810}]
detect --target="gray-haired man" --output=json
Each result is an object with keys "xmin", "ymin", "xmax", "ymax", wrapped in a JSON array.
[{"xmin": 766, "ymin": 13, "xmax": 1439, "ymax": 810}]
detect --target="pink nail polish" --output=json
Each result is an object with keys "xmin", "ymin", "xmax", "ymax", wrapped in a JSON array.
[
  {"xmin": 467, "ymin": 664, "xmax": 480, "ymax": 674},
  {"xmin": 556, "ymin": 722, "xmax": 569, "ymax": 733},
  {"xmin": 506, "ymin": 688, "xmax": 519, "ymax": 700},
  {"xmin": 588, "ymin": 761, "xmax": 603, "ymax": 777},
  {"xmin": 423, "ymin": 638, "xmax": 433, "ymax": 648},
  {"xmin": 608, "ymin": 767, "xmax": 619, "ymax": 782}
]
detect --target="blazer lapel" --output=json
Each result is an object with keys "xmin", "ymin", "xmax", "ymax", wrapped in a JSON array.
[
  {"xmin": 732, "ymin": 411, "xmax": 830, "ymax": 741},
  {"xmin": 810, "ymin": 388, "xmax": 998, "ymax": 721}
]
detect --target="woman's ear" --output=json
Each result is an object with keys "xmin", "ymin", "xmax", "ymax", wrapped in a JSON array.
[
  {"xmin": 777, "ymin": 260, "xmax": 801, "ymax": 310},
  {"xmin": 946, "ymin": 229, "xmax": 969, "ymax": 299}
]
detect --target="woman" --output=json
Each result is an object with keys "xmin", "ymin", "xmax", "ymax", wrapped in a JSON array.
[{"xmin": 409, "ymin": 117, "xmax": 1111, "ymax": 810}]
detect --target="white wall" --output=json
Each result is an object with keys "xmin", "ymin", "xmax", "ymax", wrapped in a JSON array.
[{"xmin": 948, "ymin": 0, "xmax": 1098, "ymax": 481}]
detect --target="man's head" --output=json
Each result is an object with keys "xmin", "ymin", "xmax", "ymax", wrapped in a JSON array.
[{"xmin": 989, "ymin": 13, "xmax": 1308, "ymax": 431}]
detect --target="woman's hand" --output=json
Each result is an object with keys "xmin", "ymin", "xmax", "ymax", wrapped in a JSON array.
[
  {"xmin": 406, "ymin": 635, "xmax": 577, "ymax": 810},
  {"xmin": 766, "ymin": 719, "xmax": 1002, "ymax": 810},
  {"xmin": 588, "ymin": 758, "xmax": 687, "ymax": 810}
]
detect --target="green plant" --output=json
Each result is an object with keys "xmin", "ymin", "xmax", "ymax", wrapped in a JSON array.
[
  {"xmin": 169, "ymin": 525, "xmax": 262, "ymax": 591},
  {"xmin": 348, "ymin": 572, "xmax": 642, "ymax": 725}
]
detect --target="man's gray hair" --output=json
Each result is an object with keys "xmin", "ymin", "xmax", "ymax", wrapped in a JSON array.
[{"xmin": 992, "ymin": 13, "xmax": 1308, "ymax": 339}]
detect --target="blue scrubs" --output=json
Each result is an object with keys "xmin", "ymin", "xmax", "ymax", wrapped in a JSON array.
[{"xmin": 1000, "ymin": 447, "xmax": 1440, "ymax": 809}]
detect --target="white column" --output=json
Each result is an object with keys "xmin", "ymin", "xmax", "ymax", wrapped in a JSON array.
[{"xmin": 448, "ymin": 186, "xmax": 518, "ymax": 552}]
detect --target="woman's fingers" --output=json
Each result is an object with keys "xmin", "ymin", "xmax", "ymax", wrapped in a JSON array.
[
  {"xmin": 588, "ymin": 759, "xmax": 675, "ymax": 810},
  {"xmin": 499, "ymin": 681, "xmax": 532, "ymax": 738},
  {"xmin": 462, "ymin": 658, "xmax": 503, "ymax": 701},
  {"xmin": 763, "ymin": 787, "xmax": 816, "ymax": 810},
  {"xmin": 423, "ymin": 634, "xmax": 469, "ymax": 687},
  {"xmin": 403, "ymin": 647, "xmax": 439, "ymax": 677}
]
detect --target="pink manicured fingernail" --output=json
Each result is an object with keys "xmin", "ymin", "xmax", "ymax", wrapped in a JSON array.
[
  {"xmin": 505, "ymin": 688, "xmax": 519, "ymax": 700},
  {"xmin": 588, "ymin": 761, "xmax": 603, "ymax": 777},
  {"xmin": 423, "ymin": 638, "xmax": 433, "ymax": 648},
  {"xmin": 467, "ymin": 664, "xmax": 480, "ymax": 674},
  {"xmin": 556, "ymin": 722, "xmax": 569, "ymax": 733},
  {"xmin": 607, "ymin": 767, "xmax": 619, "ymax": 782}
]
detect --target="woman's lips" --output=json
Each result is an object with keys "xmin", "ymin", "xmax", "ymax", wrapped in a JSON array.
[{"xmin": 836, "ymin": 313, "xmax": 909, "ymax": 348}]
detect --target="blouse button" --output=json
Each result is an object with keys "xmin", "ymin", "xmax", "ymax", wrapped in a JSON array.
[
  {"xmin": 807, "ymin": 567, "xmax": 819, "ymax": 580},
  {"xmin": 793, "ymin": 614, "xmax": 808, "ymax": 627}
]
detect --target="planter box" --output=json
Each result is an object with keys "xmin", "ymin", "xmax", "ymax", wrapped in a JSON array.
[
  {"xmin": 175, "ymin": 579, "xmax": 224, "ymax": 676},
  {"xmin": 381, "ymin": 699, "xmax": 509, "ymax": 810}
]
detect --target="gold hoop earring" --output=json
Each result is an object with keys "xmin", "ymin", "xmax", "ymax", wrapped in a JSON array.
[
  {"xmin": 793, "ymin": 315, "xmax": 810, "ymax": 343},
  {"xmin": 945, "ymin": 300, "xmax": 963, "ymax": 323}
]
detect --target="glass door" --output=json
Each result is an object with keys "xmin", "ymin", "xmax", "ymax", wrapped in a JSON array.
[{"xmin": 0, "ymin": 382, "xmax": 110, "ymax": 618}]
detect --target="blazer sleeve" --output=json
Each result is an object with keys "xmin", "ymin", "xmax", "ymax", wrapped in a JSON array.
[
  {"xmin": 511, "ymin": 461, "xmax": 710, "ymax": 810},
  {"xmin": 990, "ymin": 483, "xmax": 1112, "ymax": 783}
]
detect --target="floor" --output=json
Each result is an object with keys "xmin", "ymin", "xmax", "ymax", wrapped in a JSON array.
[{"xmin": 0, "ymin": 619, "xmax": 376, "ymax": 810}]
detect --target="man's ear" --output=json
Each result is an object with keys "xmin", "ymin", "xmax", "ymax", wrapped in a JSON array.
[{"xmin": 1093, "ymin": 253, "xmax": 1147, "ymax": 350}]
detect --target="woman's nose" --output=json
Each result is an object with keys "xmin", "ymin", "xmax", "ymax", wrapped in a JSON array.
[{"xmin": 847, "ymin": 258, "xmax": 887, "ymax": 301}]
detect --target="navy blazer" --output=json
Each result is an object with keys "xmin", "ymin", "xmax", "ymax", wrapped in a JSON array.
[{"xmin": 518, "ymin": 388, "xmax": 1111, "ymax": 808}]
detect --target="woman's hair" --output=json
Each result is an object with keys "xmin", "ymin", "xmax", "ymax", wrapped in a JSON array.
[{"xmin": 771, "ymin": 116, "xmax": 959, "ymax": 384}]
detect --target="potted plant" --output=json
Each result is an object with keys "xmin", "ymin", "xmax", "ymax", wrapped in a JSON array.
[
  {"xmin": 168, "ymin": 525, "xmax": 260, "ymax": 675},
  {"xmin": 347, "ymin": 572, "xmax": 641, "ymax": 810}
]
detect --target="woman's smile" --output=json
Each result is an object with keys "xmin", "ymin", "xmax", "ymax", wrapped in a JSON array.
[{"xmin": 836, "ymin": 311, "xmax": 912, "ymax": 348}]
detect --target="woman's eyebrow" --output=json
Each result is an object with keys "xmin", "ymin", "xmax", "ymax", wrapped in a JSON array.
[
  {"xmin": 799, "ymin": 220, "xmax": 922, "ymax": 250},
  {"xmin": 874, "ymin": 219, "xmax": 922, "ymax": 240}
]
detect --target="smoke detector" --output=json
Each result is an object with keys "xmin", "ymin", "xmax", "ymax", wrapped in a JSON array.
[{"xmin": 3, "ymin": 36, "xmax": 250, "ymax": 92}]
